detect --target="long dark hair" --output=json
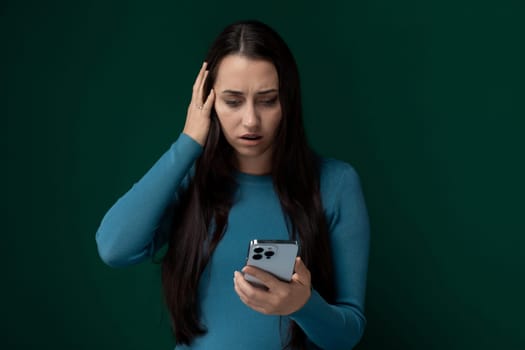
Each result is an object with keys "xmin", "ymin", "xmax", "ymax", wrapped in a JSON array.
[{"xmin": 161, "ymin": 20, "xmax": 336, "ymax": 349}]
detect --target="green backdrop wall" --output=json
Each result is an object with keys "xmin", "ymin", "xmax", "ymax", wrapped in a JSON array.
[{"xmin": 4, "ymin": 0, "xmax": 524, "ymax": 349}]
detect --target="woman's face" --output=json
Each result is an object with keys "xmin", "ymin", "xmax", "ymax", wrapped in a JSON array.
[{"xmin": 213, "ymin": 55, "xmax": 282, "ymax": 175}]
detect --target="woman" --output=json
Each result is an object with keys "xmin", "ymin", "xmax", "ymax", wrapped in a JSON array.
[{"xmin": 96, "ymin": 20, "xmax": 370, "ymax": 350}]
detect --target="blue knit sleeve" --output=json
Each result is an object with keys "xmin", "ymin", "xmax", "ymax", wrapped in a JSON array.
[
  {"xmin": 95, "ymin": 133, "xmax": 203, "ymax": 267},
  {"xmin": 290, "ymin": 161, "xmax": 370, "ymax": 349}
]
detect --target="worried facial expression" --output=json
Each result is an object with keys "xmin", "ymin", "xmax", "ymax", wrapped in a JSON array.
[{"xmin": 213, "ymin": 55, "xmax": 282, "ymax": 174}]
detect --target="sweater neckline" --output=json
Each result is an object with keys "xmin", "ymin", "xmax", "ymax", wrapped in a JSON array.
[{"xmin": 235, "ymin": 171, "xmax": 273, "ymax": 185}]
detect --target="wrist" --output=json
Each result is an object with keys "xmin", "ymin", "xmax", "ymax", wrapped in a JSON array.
[{"xmin": 182, "ymin": 129, "xmax": 206, "ymax": 146}]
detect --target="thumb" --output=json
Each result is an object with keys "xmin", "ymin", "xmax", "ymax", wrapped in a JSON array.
[
  {"xmin": 292, "ymin": 257, "xmax": 310, "ymax": 284},
  {"xmin": 294, "ymin": 257, "xmax": 307, "ymax": 273}
]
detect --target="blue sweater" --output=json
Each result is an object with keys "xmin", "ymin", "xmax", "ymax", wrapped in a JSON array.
[{"xmin": 96, "ymin": 133, "xmax": 370, "ymax": 349}]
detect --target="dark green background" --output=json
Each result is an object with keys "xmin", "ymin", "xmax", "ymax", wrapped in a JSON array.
[{"xmin": 4, "ymin": 0, "xmax": 524, "ymax": 349}]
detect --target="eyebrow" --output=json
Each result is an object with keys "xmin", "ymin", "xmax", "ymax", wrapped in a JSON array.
[{"xmin": 221, "ymin": 89, "xmax": 278, "ymax": 95}]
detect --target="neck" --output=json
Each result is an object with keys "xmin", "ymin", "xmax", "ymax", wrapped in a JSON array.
[{"xmin": 236, "ymin": 153, "xmax": 273, "ymax": 175}]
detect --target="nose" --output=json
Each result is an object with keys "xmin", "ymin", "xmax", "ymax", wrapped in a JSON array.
[{"xmin": 242, "ymin": 102, "xmax": 260, "ymax": 129}]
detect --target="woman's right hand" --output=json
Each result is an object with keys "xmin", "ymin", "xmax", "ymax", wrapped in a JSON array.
[{"xmin": 182, "ymin": 62, "xmax": 216, "ymax": 146}]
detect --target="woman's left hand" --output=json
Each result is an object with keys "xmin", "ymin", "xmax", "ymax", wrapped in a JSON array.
[{"xmin": 233, "ymin": 257, "xmax": 311, "ymax": 315}]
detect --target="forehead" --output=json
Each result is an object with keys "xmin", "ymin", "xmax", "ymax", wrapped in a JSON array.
[{"xmin": 214, "ymin": 55, "xmax": 278, "ymax": 92}]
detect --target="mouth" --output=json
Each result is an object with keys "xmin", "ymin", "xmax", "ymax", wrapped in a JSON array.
[{"xmin": 240, "ymin": 134, "xmax": 263, "ymax": 141}]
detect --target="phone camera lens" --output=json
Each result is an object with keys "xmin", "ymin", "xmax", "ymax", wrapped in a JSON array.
[
  {"xmin": 264, "ymin": 251, "xmax": 275, "ymax": 257},
  {"xmin": 254, "ymin": 247, "xmax": 264, "ymax": 253},
  {"xmin": 252, "ymin": 254, "xmax": 263, "ymax": 260}
]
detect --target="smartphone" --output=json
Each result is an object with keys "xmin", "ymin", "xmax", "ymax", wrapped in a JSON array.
[{"xmin": 244, "ymin": 240, "xmax": 299, "ymax": 288}]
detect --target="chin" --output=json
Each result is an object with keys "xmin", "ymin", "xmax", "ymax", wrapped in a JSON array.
[
  {"xmin": 235, "ymin": 149, "xmax": 265, "ymax": 158},
  {"xmin": 234, "ymin": 145, "xmax": 273, "ymax": 159}
]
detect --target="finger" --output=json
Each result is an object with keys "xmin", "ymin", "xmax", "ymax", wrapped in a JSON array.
[
  {"xmin": 235, "ymin": 286, "xmax": 268, "ymax": 314},
  {"xmin": 198, "ymin": 69, "xmax": 209, "ymax": 93},
  {"xmin": 242, "ymin": 266, "xmax": 280, "ymax": 290},
  {"xmin": 234, "ymin": 271, "xmax": 263, "ymax": 297},
  {"xmin": 196, "ymin": 70, "xmax": 209, "ymax": 105},
  {"xmin": 234, "ymin": 283, "xmax": 271, "ymax": 315},
  {"xmin": 202, "ymin": 88, "xmax": 215, "ymax": 110},
  {"xmin": 292, "ymin": 257, "xmax": 310, "ymax": 285},
  {"xmin": 294, "ymin": 257, "xmax": 306, "ymax": 274},
  {"xmin": 234, "ymin": 271, "xmax": 267, "ymax": 308},
  {"xmin": 192, "ymin": 62, "xmax": 207, "ymax": 91},
  {"xmin": 191, "ymin": 63, "xmax": 208, "ymax": 106}
]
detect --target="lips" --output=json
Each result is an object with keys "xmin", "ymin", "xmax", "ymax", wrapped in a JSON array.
[{"xmin": 240, "ymin": 134, "xmax": 262, "ymax": 141}]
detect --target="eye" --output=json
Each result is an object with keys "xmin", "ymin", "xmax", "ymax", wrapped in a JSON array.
[
  {"xmin": 225, "ymin": 100, "xmax": 242, "ymax": 107},
  {"xmin": 259, "ymin": 97, "xmax": 278, "ymax": 106}
]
